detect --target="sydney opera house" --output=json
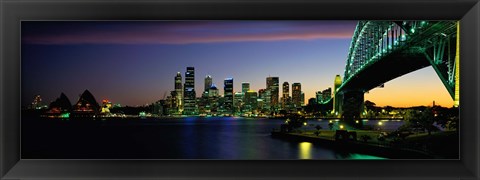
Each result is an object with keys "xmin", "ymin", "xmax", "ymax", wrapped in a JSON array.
[{"xmin": 44, "ymin": 90, "xmax": 101, "ymax": 118}]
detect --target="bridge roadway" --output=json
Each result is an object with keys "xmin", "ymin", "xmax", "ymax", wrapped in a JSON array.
[{"xmin": 330, "ymin": 21, "xmax": 458, "ymax": 128}]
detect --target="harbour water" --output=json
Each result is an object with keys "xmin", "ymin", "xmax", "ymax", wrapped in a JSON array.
[{"xmin": 22, "ymin": 116, "xmax": 402, "ymax": 159}]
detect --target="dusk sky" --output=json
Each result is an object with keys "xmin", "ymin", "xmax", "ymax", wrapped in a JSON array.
[{"xmin": 21, "ymin": 21, "xmax": 454, "ymax": 108}]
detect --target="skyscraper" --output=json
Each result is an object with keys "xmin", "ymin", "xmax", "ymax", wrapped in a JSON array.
[
  {"xmin": 257, "ymin": 89, "xmax": 268, "ymax": 111},
  {"xmin": 175, "ymin": 72, "xmax": 183, "ymax": 114},
  {"xmin": 241, "ymin": 82, "xmax": 250, "ymax": 95},
  {"xmin": 259, "ymin": 88, "xmax": 271, "ymax": 111},
  {"xmin": 204, "ymin": 75, "xmax": 213, "ymax": 92},
  {"xmin": 245, "ymin": 90, "xmax": 258, "ymax": 112},
  {"xmin": 208, "ymin": 84, "xmax": 219, "ymax": 97},
  {"xmin": 183, "ymin": 67, "xmax": 196, "ymax": 115},
  {"xmin": 175, "ymin": 72, "xmax": 182, "ymax": 91},
  {"xmin": 316, "ymin": 91, "xmax": 323, "ymax": 104},
  {"xmin": 266, "ymin": 77, "xmax": 279, "ymax": 109},
  {"xmin": 282, "ymin": 82, "xmax": 289, "ymax": 109},
  {"xmin": 292, "ymin": 83, "xmax": 302, "ymax": 107},
  {"xmin": 169, "ymin": 91, "xmax": 180, "ymax": 115},
  {"xmin": 322, "ymin": 88, "xmax": 332, "ymax": 103},
  {"xmin": 207, "ymin": 84, "xmax": 220, "ymax": 114},
  {"xmin": 234, "ymin": 92, "xmax": 244, "ymax": 114},
  {"xmin": 224, "ymin": 78, "xmax": 234, "ymax": 114}
]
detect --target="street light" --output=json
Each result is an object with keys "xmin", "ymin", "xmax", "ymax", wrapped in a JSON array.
[
  {"xmin": 303, "ymin": 122, "xmax": 308, "ymax": 133},
  {"xmin": 339, "ymin": 125, "xmax": 344, "ymax": 129}
]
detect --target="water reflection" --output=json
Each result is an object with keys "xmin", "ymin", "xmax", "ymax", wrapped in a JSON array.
[
  {"xmin": 346, "ymin": 154, "xmax": 386, "ymax": 160},
  {"xmin": 23, "ymin": 116, "xmax": 392, "ymax": 159},
  {"xmin": 298, "ymin": 142, "xmax": 312, "ymax": 159}
]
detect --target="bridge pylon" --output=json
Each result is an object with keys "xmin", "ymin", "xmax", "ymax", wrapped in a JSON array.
[
  {"xmin": 332, "ymin": 75, "xmax": 343, "ymax": 117},
  {"xmin": 334, "ymin": 20, "xmax": 459, "ymax": 128},
  {"xmin": 339, "ymin": 90, "xmax": 364, "ymax": 129}
]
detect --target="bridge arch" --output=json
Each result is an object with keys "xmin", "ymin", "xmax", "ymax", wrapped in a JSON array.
[{"xmin": 333, "ymin": 21, "xmax": 459, "ymax": 127}]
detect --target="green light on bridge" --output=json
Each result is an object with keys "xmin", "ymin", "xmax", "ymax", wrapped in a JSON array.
[{"xmin": 420, "ymin": 21, "xmax": 427, "ymax": 27}]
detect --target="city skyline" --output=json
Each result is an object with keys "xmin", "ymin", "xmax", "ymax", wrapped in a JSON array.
[{"xmin": 22, "ymin": 21, "xmax": 454, "ymax": 108}]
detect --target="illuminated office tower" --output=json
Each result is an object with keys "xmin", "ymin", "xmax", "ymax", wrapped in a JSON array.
[
  {"xmin": 316, "ymin": 87, "xmax": 332, "ymax": 104},
  {"xmin": 258, "ymin": 88, "xmax": 271, "ymax": 111},
  {"xmin": 208, "ymin": 84, "xmax": 219, "ymax": 97},
  {"xmin": 183, "ymin": 67, "xmax": 196, "ymax": 115},
  {"xmin": 292, "ymin": 83, "xmax": 302, "ymax": 107},
  {"xmin": 234, "ymin": 92, "xmax": 244, "ymax": 114},
  {"xmin": 258, "ymin": 89, "xmax": 266, "ymax": 98},
  {"xmin": 240, "ymin": 82, "xmax": 249, "ymax": 106},
  {"xmin": 322, "ymin": 88, "xmax": 332, "ymax": 103},
  {"xmin": 175, "ymin": 72, "xmax": 183, "ymax": 91},
  {"xmin": 258, "ymin": 89, "xmax": 267, "ymax": 110},
  {"xmin": 168, "ymin": 91, "xmax": 180, "ymax": 115},
  {"xmin": 242, "ymin": 82, "xmax": 250, "ymax": 95},
  {"xmin": 224, "ymin": 78, "xmax": 234, "ymax": 114},
  {"xmin": 316, "ymin": 91, "xmax": 323, "ymax": 104},
  {"xmin": 207, "ymin": 84, "xmax": 220, "ymax": 114},
  {"xmin": 175, "ymin": 72, "xmax": 183, "ymax": 114},
  {"xmin": 204, "ymin": 75, "xmax": 213, "ymax": 92},
  {"xmin": 282, "ymin": 82, "xmax": 289, "ymax": 108},
  {"xmin": 266, "ymin": 77, "xmax": 279, "ymax": 109},
  {"xmin": 245, "ymin": 90, "xmax": 258, "ymax": 112}
]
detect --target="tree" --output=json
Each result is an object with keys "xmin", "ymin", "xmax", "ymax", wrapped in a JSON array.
[
  {"xmin": 364, "ymin": 100, "xmax": 378, "ymax": 118},
  {"xmin": 360, "ymin": 135, "xmax": 372, "ymax": 143},
  {"xmin": 403, "ymin": 108, "xmax": 439, "ymax": 135},
  {"xmin": 284, "ymin": 114, "xmax": 306, "ymax": 129},
  {"xmin": 384, "ymin": 106, "xmax": 394, "ymax": 114},
  {"xmin": 434, "ymin": 107, "xmax": 459, "ymax": 131},
  {"xmin": 364, "ymin": 100, "xmax": 376, "ymax": 111},
  {"xmin": 328, "ymin": 122, "xmax": 334, "ymax": 130}
]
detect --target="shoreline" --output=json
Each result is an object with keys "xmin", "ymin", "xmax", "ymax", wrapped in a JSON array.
[{"xmin": 271, "ymin": 131, "xmax": 434, "ymax": 159}]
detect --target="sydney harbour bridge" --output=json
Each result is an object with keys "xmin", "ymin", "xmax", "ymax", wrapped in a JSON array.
[{"xmin": 327, "ymin": 21, "xmax": 460, "ymax": 127}]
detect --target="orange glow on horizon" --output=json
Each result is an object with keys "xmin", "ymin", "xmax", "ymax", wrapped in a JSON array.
[
  {"xmin": 363, "ymin": 66, "xmax": 454, "ymax": 108},
  {"xmin": 300, "ymin": 66, "xmax": 454, "ymax": 108}
]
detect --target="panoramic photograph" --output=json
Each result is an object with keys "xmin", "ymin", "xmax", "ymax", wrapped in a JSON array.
[{"xmin": 21, "ymin": 20, "xmax": 459, "ymax": 159}]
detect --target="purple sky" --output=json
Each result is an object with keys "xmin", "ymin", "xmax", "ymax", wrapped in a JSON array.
[{"xmin": 21, "ymin": 21, "xmax": 454, "ymax": 107}]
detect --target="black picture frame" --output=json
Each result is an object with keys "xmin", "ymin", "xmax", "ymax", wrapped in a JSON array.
[{"xmin": 1, "ymin": 0, "xmax": 479, "ymax": 179}]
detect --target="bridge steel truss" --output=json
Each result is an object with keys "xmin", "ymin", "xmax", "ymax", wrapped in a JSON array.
[
  {"xmin": 330, "ymin": 21, "xmax": 459, "ymax": 126},
  {"xmin": 339, "ymin": 20, "xmax": 459, "ymax": 103}
]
